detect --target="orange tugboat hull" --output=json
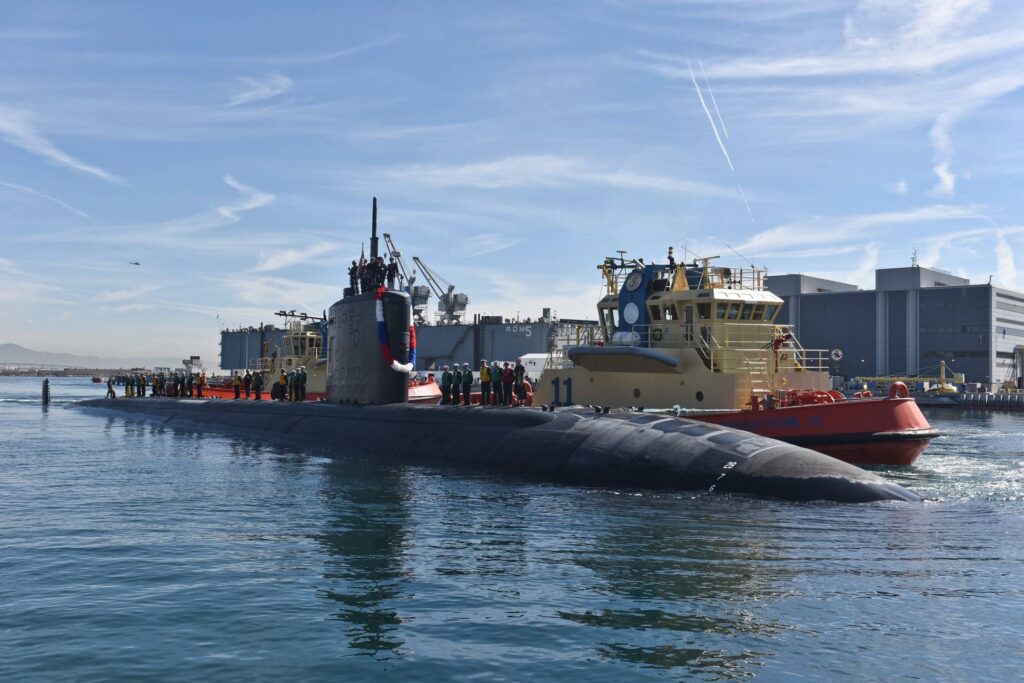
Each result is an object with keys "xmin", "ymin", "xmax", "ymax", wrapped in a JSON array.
[{"xmin": 691, "ymin": 397, "xmax": 937, "ymax": 467}]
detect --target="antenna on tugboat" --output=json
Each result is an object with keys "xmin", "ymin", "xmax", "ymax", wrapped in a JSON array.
[{"xmin": 715, "ymin": 236, "xmax": 756, "ymax": 269}]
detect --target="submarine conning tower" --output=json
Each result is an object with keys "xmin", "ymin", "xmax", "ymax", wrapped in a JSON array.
[
  {"xmin": 326, "ymin": 289, "xmax": 412, "ymax": 405},
  {"xmin": 326, "ymin": 196, "xmax": 413, "ymax": 406}
]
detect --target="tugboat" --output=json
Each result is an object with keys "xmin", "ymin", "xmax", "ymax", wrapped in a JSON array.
[{"xmin": 534, "ymin": 252, "xmax": 937, "ymax": 466}]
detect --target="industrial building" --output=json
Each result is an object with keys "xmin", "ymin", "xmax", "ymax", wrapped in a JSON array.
[{"xmin": 768, "ymin": 266, "xmax": 1024, "ymax": 390}]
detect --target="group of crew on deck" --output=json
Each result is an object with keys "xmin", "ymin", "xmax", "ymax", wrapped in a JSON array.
[
  {"xmin": 348, "ymin": 256, "xmax": 400, "ymax": 294},
  {"xmin": 106, "ymin": 367, "xmax": 309, "ymax": 402},
  {"xmin": 438, "ymin": 358, "xmax": 530, "ymax": 407},
  {"xmin": 107, "ymin": 371, "xmax": 208, "ymax": 399},
  {"xmin": 229, "ymin": 367, "xmax": 308, "ymax": 401}
]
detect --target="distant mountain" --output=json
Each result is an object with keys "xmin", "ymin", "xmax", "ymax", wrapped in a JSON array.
[{"xmin": 0, "ymin": 343, "xmax": 184, "ymax": 370}]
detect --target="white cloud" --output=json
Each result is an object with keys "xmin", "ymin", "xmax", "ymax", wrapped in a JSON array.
[
  {"xmin": 0, "ymin": 105, "xmax": 123, "ymax": 183},
  {"xmin": 737, "ymin": 204, "xmax": 984, "ymax": 254},
  {"xmin": 158, "ymin": 175, "xmax": 275, "ymax": 233},
  {"xmin": 995, "ymin": 231, "xmax": 1019, "ymax": 288},
  {"xmin": 888, "ymin": 179, "xmax": 909, "ymax": 195},
  {"xmin": 228, "ymin": 73, "xmax": 293, "ymax": 106},
  {"xmin": 223, "ymin": 275, "xmax": 340, "ymax": 311},
  {"xmin": 252, "ymin": 242, "xmax": 341, "ymax": 273},
  {"xmin": 97, "ymin": 284, "xmax": 159, "ymax": 302},
  {"xmin": 460, "ymin": 233, "xmax": 520, "ymax": 256},
  {"xmin": 387, "ymin": 155, "xmax": 738, "ymax": 198}
]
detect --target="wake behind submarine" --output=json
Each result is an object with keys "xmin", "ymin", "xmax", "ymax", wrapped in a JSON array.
[{"xmin": 76, "ymin": 209, "xmax": 919, "ymax": 504}]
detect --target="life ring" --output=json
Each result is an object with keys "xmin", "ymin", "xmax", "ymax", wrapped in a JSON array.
[
  {"xmin": 652, "ymin": 328, "xmax": 663, "ymax": 341},
  {"xmin": 888, "ymin": 381, "xmax": 909, "ymax": 399}
]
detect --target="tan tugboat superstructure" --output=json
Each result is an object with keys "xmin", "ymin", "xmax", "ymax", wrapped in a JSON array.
[{"xmin": 536, "ymin": 255, "xmax": 829, "ymax": 409}]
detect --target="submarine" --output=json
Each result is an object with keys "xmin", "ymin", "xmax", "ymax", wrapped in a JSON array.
[{"xmin": 75, "ymin": 202, "xmax": 919, "ymax": 504}]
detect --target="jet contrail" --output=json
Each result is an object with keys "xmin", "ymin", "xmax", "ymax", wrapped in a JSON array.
[
  {"xmin": 698, "ymin": 59, "xmax": 729, "ymax": 140},
  {"xmin": 687, "ymin": 59, "xmax": 734, "ymax": 172},
  {"xmin": 737, "ymin": 183, "xmax": 755, "ymax": 225}
]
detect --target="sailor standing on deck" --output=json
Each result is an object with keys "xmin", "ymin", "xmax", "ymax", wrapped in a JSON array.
[
  {"xmin": 514, "ymin": 359, "xmax": 526, "ymax": 404},
  {"xmin": 106, "ymin": 377, "xmax": 115, "ymax": 399},
  {"xmin": 233, "ymin": 371, "xmax": 241, "ymax": 399},
  {"xmin": 479, "ymin": 360, "xmax": 491, "ymax": 406},
  {"xmin": 439, "ymin": 365, "xmax": 452, "ymax": 405},
  {"xmin": 461, "ymin": 363, "xmax": 473, "ymax": 406},
  {"xmin": 186, "ymin": 372, "xmax": 194, "ymax": 398},
  {"xmin": 501, "ymin": 362, "xmax": 514, "ymax": 407},
  {"xmin": 243, "ymin": 370, "xmax": 252, "ymax": 399},
  {"xmin": 254, "ymin": 371, "xmax": 263, "ymax": 401},
  {"xmin": 298, "ymin": 366, "xmax": 307, "ymax": 401},
  {"xmin": 490, "ymin": 360, "xmax": 502, "ymax": 405},
  {"xmin": 451, "ymin": 364, "xmax": 462, "ymax": 406}
]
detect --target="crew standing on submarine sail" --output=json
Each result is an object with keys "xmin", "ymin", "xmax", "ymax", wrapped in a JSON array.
[
  {"xmin": 243, "ymin": 370, "xmax": 252, "ymax": 399},
  {"xmin": 299, "ymin": 366, "xmax": 307, "ymax": 401},
  {"xmin": 348, "ymin": 260, "xmax": 358, "ymax": 294},
  {"xmin": 462, "ymin": 363, "xmax": 473, "ymax": 406},
  {"xmin": 386, "ymin": 257, "xmax": 398, "ymax": 290},
  {"xmin": 254, "ymin": 371, "xmax": 263, "ymax": 401},
  {"xmin": 233, "ymin": 371, "xmax": 241, "ymax": 399}
]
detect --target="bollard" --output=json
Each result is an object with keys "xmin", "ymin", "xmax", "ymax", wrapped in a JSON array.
[{"xmin": 42, "ymin": 378, "xmax": 50, "ymax": 405}]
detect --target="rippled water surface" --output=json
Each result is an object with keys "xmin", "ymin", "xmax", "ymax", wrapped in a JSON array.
[{"xmin": 3, "ymin": 377, "xmax": 1024, "ymax": 680}]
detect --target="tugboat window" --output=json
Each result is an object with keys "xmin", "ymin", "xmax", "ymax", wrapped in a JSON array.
[
  {"xmin": 698, "ymin": 303, "xmax": 711, "ymax": 319},
  {"xmin": 740, "ymin": 304, "xmax": 754, "ymax": 320},
  {"xmin": 727, "ymin": 303, "xmax": 741, "ymax": 320},
  {"xmin": 663, "ymin": 305, "xmax": 676, "ymax": 321},
  {"xmin": 764, "ymin": 304, "xmax": 778, "ymax": 321},
  {"xmin": 752, "ymin": 303, "xmax": 765, "ymax": 320},
  {"xmin": 716, "ymin": 302, "xmax": 728, "ymax": 319},
  {"xmin": 649, "ymin": 306, "xmax": 662, "ymax": 321}
]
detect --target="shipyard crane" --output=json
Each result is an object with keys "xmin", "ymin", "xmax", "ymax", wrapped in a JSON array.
[
  {"xmin": 383, "ymin": 233, "xmax": 431, "ymax": 324},
  {"xmin": 412, "ymin": 256, "xmax": 468, "ymax": 325}
]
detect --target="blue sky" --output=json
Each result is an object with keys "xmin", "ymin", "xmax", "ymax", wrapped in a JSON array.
[{"xmin": 2, "ymin": 0, "xmax": 1023, "ymax": 364}]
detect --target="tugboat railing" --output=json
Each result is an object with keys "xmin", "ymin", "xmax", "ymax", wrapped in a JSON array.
[{"xmin": 623, "ymin": 324, "xmax": 831, "ymax": 374}]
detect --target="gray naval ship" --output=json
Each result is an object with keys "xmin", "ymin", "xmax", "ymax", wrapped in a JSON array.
[{"xmin": 78, "ymin": 200, "xmax": 920, "ymax": 504}]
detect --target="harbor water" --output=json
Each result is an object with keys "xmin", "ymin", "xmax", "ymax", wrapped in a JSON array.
[{"xmin": 3, "ymin": 377, "xmax": 1024, "ymax": 680}]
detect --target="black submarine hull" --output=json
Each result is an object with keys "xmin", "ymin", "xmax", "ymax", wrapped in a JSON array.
[{"xmin": 76, "ymin": 399, "xmax": 920, "ymax": 503}]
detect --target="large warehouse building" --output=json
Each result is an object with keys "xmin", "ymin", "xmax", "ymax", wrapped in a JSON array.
[{"xmin": 767, "ymin": 265, "xmax": 1024, "ymax": 390}]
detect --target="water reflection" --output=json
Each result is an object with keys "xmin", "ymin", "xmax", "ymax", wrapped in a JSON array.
[
  {"xmin": 561, "ymin": 498, "xmax": 791, "ymax": 677},
  {"xmin": 315, "ymin": 462, "xmax": 412, "ymax": 658}
]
